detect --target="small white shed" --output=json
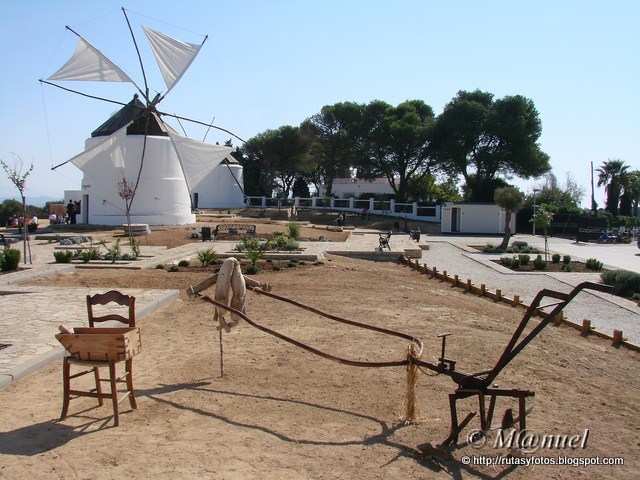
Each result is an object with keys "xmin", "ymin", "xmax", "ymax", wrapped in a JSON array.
[{"xmin": 440, "ymin": 202, "xmax": 516, "ymax": 234}]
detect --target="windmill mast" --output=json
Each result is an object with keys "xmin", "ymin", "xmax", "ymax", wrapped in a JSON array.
[{"xmin": 122, "ymin": 8, "xmax": 150, "ymax": 104}]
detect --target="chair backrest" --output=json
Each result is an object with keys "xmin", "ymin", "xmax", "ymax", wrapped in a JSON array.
[{"xmin": 87, "ymin": 290, "xmax": 136, "ymax": 327}]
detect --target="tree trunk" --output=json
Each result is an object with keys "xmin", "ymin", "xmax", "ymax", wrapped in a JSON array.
[{"xmin": 498, "ymin": 210, "xmax": 512, "ymax": 250}]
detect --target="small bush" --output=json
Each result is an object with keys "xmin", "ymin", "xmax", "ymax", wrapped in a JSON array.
[
  {"xmin": 178, "ymin": 259, "xmax": 190, "ymax": 267},
  {"xmin": 533, "ymin": 255, "xmax": 547, "ymax": 270},
  {"xmin": 245, "ymin": 265, "xmax": 258, "ymax": 275},
  {"xmin": 601, "ymin": 270, "xmax": 640, "ymax": 298},
  {"xmin": 562, "ymin": 255, "xmax": 571, "ymax": 265},
  {"xmin": 287, "ymin": 261, "xmax": 296, "ymax": 268},
  {"xmin": 196, "ymin": 248, "xmax": 217, "ymax": 267},
  {"xmin": 512, "ymin": 240, "xmax": 529, "ymax": 250},
  {"xmin": 518, "ymin": 254, "xmax": 531, "ymax": 266},
  {"xmin": 272, "ymin": 265, "xmax": 281, "ymax": 271},
  {"xmin": 169, "ymin": 265, "xmax": 180, "ymax": 272},
  {"xmin": 155, "ymin": 264, "xmax": 164, "ymax": 269},
  {"xmin": 53, "ymin": 250, "xmax": 73, "ymax": 263},
  {"xmin": 562, "ymin": 263, "xmax": 572, "ymax": 272},
  {"xmin": 586, "ymin": 258, "xmax": 603, "ymax": 271},
  {"xmin": 287, "ymin": 222, "xmax": 300, "ymax": 240},
  {"xmin": 500, "ymin": 256, "xmax": 512, "ymax": 267},
  {"xmin": 80, "ymin": 250, "xmax": 94, "ymax": 263},
  {"xmin": 511, "ymin": 257, "xmax": 520, "ymax": 270},
  {"xmin": 1, "ymin": 249, "xmax": 21, "ymax": 271},
  {"xmin": 552, "ymin": 253, "xmax": 561, "ymax": 264}
]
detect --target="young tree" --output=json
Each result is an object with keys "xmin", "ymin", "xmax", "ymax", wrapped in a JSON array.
[
  {"xmin": 117, "ymin": 177, "xmax": 136, "ymax": 245},
  {"xmin": 1, "ymin": 154, "xmax": 33, "ymax": 264},
  {"xmin": 429, "ymin": 90, "xmax": 550, "ymax": 201},
  {"xmin": 494, "ymin": 186, "xmax": 524, "ymax": 250},
  {"xmin": 596, "ymin": 159, "xmax": 629, "ymax": 215},
  {"xmin": 530, "ymin": 204, "xmax": 554, "ymax": 260}
]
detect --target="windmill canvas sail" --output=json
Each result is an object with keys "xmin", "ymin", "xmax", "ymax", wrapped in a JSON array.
[
  {"xmin": 142, "ymin": 26, "xmax": 205, "ymax": 94},
  {"xmin": 48, "ymin": 37, "xmax": 134, "ymax": 83}
]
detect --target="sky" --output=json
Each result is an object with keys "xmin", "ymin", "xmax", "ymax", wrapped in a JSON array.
[{"xmin": 0, "ymin": 0, "xmax": 638, "ymax": 208}]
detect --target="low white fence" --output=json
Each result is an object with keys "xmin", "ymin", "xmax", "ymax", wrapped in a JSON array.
[{"xmin": 246, "ymin": 196, "xmax": 441, "ymax": 223}]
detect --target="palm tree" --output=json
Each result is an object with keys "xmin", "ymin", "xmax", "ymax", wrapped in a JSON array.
[
  {"xmin": 596, "ymin": 159, "xmax": 629, "ymax": 215},
  {"xmin": 620, "ymin": 170, "xmax": 640, "ymax": 217}
]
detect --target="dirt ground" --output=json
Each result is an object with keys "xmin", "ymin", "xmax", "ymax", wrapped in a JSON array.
[{"xmin": 0, "ymin": 225, "xmax": 638, "ymax": 479}]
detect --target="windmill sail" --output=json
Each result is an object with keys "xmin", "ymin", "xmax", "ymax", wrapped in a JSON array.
[
  {"xmin": 48, "ymin": 36, "xmax": 134, "ymax": 83},
  {"xmin": 167, "ymin": 128, "xmax": 232, "ymax": 196},
  {"xmin": 142, "ymin": 26, "xmax": 205, "ymax": 95}
]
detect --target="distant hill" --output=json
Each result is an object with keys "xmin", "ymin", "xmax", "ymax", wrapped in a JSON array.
[{"xmin": 0, "ymin": 196, "xmax": 62, "ymax": 207}]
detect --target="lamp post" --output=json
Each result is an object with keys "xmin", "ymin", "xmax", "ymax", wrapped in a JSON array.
[{"xmin": 532, "ymin": 189, "xmax": 540, "ymax": 236}]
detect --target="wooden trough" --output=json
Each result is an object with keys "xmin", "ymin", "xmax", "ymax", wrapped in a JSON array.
[{"xmin": 56, "ymin": 327, "xmax": 141, "ymax": 362}]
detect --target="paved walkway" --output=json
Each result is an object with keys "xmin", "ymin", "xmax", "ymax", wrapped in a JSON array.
[{"xmin": 0, "ymin": 228, "xmax": 637, "ymax": 390}]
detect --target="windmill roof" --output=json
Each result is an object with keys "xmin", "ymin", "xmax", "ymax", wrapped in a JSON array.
[{"xmin": 91, "ymin": 95, "xmax": 168, "ymax": 138}]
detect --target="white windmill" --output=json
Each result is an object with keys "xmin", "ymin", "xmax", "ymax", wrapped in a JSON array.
[{"xmin": 42, "ymin": 9, "xmax": 247, "ymax": 226}]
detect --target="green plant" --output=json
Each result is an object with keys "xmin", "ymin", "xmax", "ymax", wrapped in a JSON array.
[
  {"xmin": 129, "ymin": 237, "xmax": 141, "ymax": 258},
  {"xmin": 155, "ymin": 264, "xmax": 164, "ymax": 269},
  {"xmin": 245, "ymin": 265, "xmax": 258, "ymax": 275},
  {"xmin": 586, "ymin": 258, "xmax": 603, "ymax": 271},
  {"xmin": 103, "ymin": 239, "xmax": 121, "ymax": 264},
  {"xmin": 518, "ymin": 254, "xmax": 530, "ymax": 266},
  {"xmin": 178, "ymin": 259, "xmax": 190, "ymax": 267},
  {"xmin": 1, "ymin": 248, "xmax": 21, "ymax": 271},
  {"xmin": 80, "ymin": 250, "xmax": 94, "ymax": 263},
  {"xmin": 500, "ymin": 256, "xmax": 512, "ymax": 267},
  {"xmin": 562, "ymin": 255, "xmax": 571, "ymax": 265},
  {"xmin": 512, "ymin": 241, "xmax": 529, "ymax": 250},
  {"xmin": 533, "ymin": 254, "xmax": 547, "ymax": 270},
  {"xmin": 601, "ymin": 270, "xmax": 640, "ymax": 298},
  {"xmin": 511, "ymin": 256, "xmax": 520, "ymax": 270},
  {"xmin": 53, "ymin": 250, "xmax": 73, "ymax": 263},
  {"xmin": 287, "ymin": 222, "xmax": 300, "ymax": 239},
  {"xmin": 552, "ymin": 253, "xmax": 561, "ymax": 264},
  {"xmin": 562, "ymin": 263, "xmax": 572, "ymax": 272},
  {"xmin": 272, "ymin": 233, "xmax": 299, "ymax": 251},
  {"xmin": 169, "ymin": 265, "xmax": 180, "ymax": 272},
  {"xmin": 272, "ymin": 265, "xmax": 281, "ymax": 271},
  {"xmin": 196, "ymin": 248, "xmax": 217, "ymax": 267}
]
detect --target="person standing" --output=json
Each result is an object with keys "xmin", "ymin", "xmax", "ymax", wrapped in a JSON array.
[{"xmin": 67, "ymin": 200, "xmax": 76, "ymax": 225}]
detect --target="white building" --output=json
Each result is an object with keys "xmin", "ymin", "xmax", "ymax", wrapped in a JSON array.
[
  {"xmin": 318, "ymin": 178, "xmax": 394, "ymax": 199},
  {"xmin": 440, "ymin": 202, "xmax": 516, "ymax": 234}
]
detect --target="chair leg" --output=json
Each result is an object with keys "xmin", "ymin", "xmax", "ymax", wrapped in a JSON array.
[
  {"xmin": 60, "ymin": 358, "xmax": 71, "ymax": 421},
  {"xmin": 125, "ymin": 358, "xmax": 137, "ymax": 410},
  {"xmin": 93, "ymin": 367, "xmax": 104, "ymax": 406},
  {"xmin": 109, "ymin": 362, "xmax": 119, "ymax": 427}
]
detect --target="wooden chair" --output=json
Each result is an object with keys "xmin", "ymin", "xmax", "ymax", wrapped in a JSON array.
[{"xmin": 60, "ymin": 290, "xmax": 137, "ymax": 426}]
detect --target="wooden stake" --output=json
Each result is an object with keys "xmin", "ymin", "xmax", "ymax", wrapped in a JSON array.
[
  {"xmin": 219, "ymin": 328, "xmax": 224, "ymax": 378},
  {"xmin": 613, "ymin": 330, "xmax": 624, "ymax": 346},
  {"xmin": 581, "ymin": 319, "xmax": 591, "ymax": 336}
]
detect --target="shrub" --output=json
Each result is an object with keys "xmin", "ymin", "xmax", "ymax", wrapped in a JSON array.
[
  {"xmin": 601, "ymin": 270, "xmax": 640, "ymax": 298},
  {"xmin": 287, "ymin": 222, "xmax": 300, "ymax": 240},
  {"xmin": 586, "ymin": 258, "xmax": 603, "ymax": 271},
  {"xmin": 245, "ymin": 265, "xmax": 258, "ymax": 275},
  {"xmin": 272, "ymin": 265, "xmax": 281, "ymax": 271},
  {"xmin": 53, "ymin": 250, "xmax": 73, "ymax": 263},
  {"xmin": 155, "ymin": 264, "xmax": 164, "ymax": 269},
  {"xmin": 500, "ymin": 256, "xmax": 512, "ymax": 267},
  {"xmin": 562, "ymin": 255, "xmax": 571, "ymax": 265},
  {"xmin": 287, "ymin": 261, "xmax": 296, "ymax": 268},
  {"xmin": 483, "ymin": 243, "xmax": 496, "ymax": 253},
  {"xmin": 1, "ymin": 249, "xmax": 21, "ymax": 271},
  {"xmin": 272, "ymin": 233, "xmax": 299, "ymax": 251},
  {"xmin": 178, "ymin": 259, "xmax": 190, "ymax": 267},
  {"xmin": 512, "ymin": 241, "xmax": 529, "ymax": 250},
  {"xmin": 552, "ymin": 253, "xmax": 561, "ymax": 264},
  {"xmin": 169, "ymin": 265, "xmax": 180, "ymax": 272},
  {"xmin": 80, "ymin": 250, "xmax": 94, "ymax": 263},
  {"xmin": 533, "ymin": 255, "xmax": 547, "ymax": 270},
  {"xmin": 511, "ymin": 257, "xmax": 520, "ymax": 270},
  {"xmin": 562, "ymin": 263, "xmax": 572, "ymax": 272},
  {"xmin": 518, "ymin": 254, "xmax": 531, "ymax": 266},
  {"xmin": 196, "ymin": 248, "xmax": 217, "ymax": 267}
]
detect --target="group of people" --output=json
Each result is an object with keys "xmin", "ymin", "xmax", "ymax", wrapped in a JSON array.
[{"xmin": 4, "ymin": 215, "xmax": 39, "ymax": 231}]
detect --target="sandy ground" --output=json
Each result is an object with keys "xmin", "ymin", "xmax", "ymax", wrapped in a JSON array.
[{"xmin": 0, "ymin": 225, "xmax": 638, "ymax": 479}]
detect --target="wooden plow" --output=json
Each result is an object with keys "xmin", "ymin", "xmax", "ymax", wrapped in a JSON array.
[{"xmin": 188, "ymin": 262, "xmax": 612, "ymax": 452}]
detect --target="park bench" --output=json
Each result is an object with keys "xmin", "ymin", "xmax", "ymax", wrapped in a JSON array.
[{"xmin": 202, "ymin": 223, "xmax": 257, "ymax": 241}]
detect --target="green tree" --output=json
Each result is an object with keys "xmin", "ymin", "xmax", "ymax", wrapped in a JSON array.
[
  {"xmin": 619, "ymin": 169, "xmax": 639, "ymax": 217},
  {"xmin": 357, "ymin": 99, "xmax": 436, "ymax": 202},
  {"xmin": 527, "ymin": 172, "xmax": 584, "ymax": 213},
  {"xmin": 494, "ymin": 186, "xmax": 524, "ymax": 250},
  {"xmin": 406, "ymin": 174, "xmax": 461, "ymax": 203},
  {"xmin": 530, "ymin": 204, "xmax": 554, "ymax": 260},
  {"xmin": 300, "ymin": 102, "xmax": 361, "ymax": 196},
  {"xmin": 596, "ymin": 159, "xmax": 629, "ymax": 215},
  {"xmin": 429, "ymin": 90, "xmax": 550, "ymax": 201}
]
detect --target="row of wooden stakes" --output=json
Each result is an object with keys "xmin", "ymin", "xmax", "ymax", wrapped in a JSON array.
[{"xmin": 400, "ymin": 255, "xmax": 639, "ymax": 353}]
